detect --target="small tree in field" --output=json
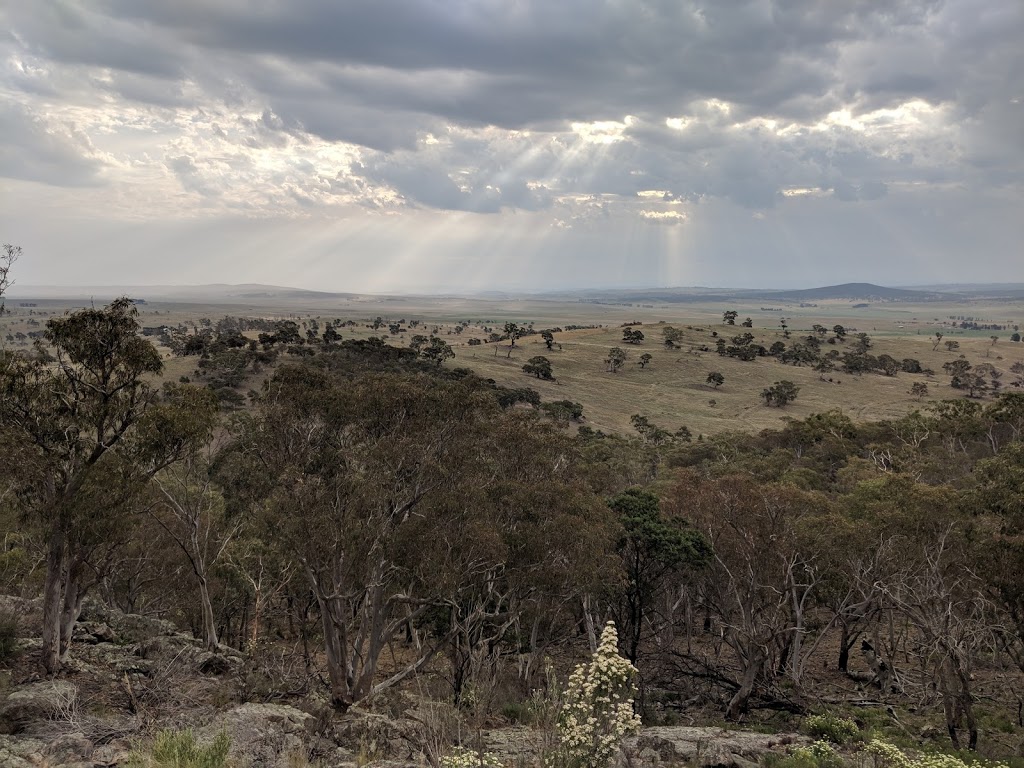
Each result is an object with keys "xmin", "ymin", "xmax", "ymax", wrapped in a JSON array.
[
  {"xmin": 723, "ymin": 310, "xmax": 738, "ymax": 325},
  {"xmin": 638, "ymin": 353, "xmax": 652, "ymax": 369},
  {"xmin": 553, "ymin": 622, "xmax": 641, "ymax": 768},
  {"xmin": 541, "ymin": 330, "xmax": 555, "ymax": 350},
  {"xmin": 762, "ymin": 380, "xmax": 800, "ymax": 407},
  {"xmin": 706, "ymin": 371, "xmax": 724, "ymax": 388},
  {"xmin": 945, "ymin": 340, "xmax": 960, "ymax": 353},
  {"xmin": 909, "ymin": 382, "xmax": 929, "ymax": 400},
  {"xmin": 606, "ymin": 347, "xmax": 627, "ymax": 373},
  {"xmin": 523, "ymin": 356, "xmax": 554, "ymax": 380}
]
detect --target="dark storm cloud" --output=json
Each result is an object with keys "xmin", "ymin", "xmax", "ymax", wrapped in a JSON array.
[{"xmin": 15, "ymin": 1, "xmax": 1011, "ymax": 127}]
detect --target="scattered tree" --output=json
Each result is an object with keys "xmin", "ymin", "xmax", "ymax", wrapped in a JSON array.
[
  {"xmin": 762, "ymin": 380, "xmax": 800, "ymax": 407},
  {"xmin": 910, "ymin": 382, "xmax": 929, "ymax": 400},
  {"xmin": 522, "ymin": 355, "xmax": 554, "ymax": 380},
  {"xmin": 606, "ymin": 347, "xmax": 627, "ymax": 373},
  {"xmin": 706, "ymin": 371, "xmax": 725, "ymax": 389},
  {"xmin": 723, "ymin": 310, "xmax": 738, "ymax": 325}
]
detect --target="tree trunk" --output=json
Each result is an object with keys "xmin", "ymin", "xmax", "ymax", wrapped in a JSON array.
[
  {"xmin": 59, "ymin": 558, "xmax": 88, "ymax": 661},
  {"xmin": 198, "ymin": 575, "xmax": 219, "ymax": 652},
  {"xmin": 41, "ymin": 527, "xmax": 67, "ymax": 675},
  {"xmin": 838, "ymin": 623, "xmax": 851, "ymax": 672},
  {"xmin": 318, "ymin": 592, "xmax": 353, "ymax": 711},
  {"xmin": 726, "ymin": 651, "xmax": 763, "ymax": 720}
]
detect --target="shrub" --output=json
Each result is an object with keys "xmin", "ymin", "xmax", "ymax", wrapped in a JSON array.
[
  {"xmin": 549, "ymin": 622, "xmax": 642, "ymax": 768},
  {"xmin": 124, "ymin": 729, "xmax": 232, "ymax": 768},
  {"xmin": 863, "ymin": 739, "xmax": 1010, "ymax": 768},
  {"xmin": 805, "ymin": 712, "xmax": 859, "ymax": 744},
  {"xmin": 441, "ymin": 747, "xmax": 503, "ymax": 768},
  {"xmin": 780, "ymin": 741, "xmax": 844, "ymax": 768}
]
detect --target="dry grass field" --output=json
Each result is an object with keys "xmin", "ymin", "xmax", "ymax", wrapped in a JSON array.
[{"xmin": 4, "ymin": 292, "xmax": 1022, "ymax": 437}]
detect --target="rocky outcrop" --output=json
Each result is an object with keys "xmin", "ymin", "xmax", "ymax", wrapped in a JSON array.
[
  {"xmin": 0, "ymin": 680, "xmax": 77, "ymax": 735},
  {"xmin": 627, "ymin": 726, "xmax": 807, "ymax": 768},
  {"xmin": 205, "ymin": 703, "xmax": 321, "ymax": 767}
]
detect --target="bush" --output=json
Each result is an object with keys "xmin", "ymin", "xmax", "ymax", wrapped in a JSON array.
[
  {"xmin": 805, "ymin": 712, "xmax": 859, "ymax": 744},
  {"xmin": 441, "ymin": 747, "xmax": 503, "ymax": 768},
  {"xmin": 863, "ymin": 739, "xmax": 1010, "ymax": 768},
  {"xmin": 779, "ymin": 741, "xmax": 844, "ymax": 768},
  {"xmin": 124, "ymin": 729, "xmax": 232, "ymax": 768},
  {"xmin": 549, "ymin": 622, "xmax": 642, "ymax": 768}
]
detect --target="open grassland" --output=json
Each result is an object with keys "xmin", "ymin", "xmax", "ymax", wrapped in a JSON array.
[
  {"xmin": 4, "ymin": 293, "xmax": 1022, "ymax": 436},
  {"xmin": 450, "ymin": 320, "xmax": 1024, "ymax": 436}
]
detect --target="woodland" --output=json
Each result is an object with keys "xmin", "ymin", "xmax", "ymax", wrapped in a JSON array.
[{"xmin": 3, "ymin": 245, "xmax": 1024, "ymax": 765}]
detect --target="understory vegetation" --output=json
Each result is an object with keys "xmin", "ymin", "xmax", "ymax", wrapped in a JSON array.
[{"xmin": 4, "ymin": 263, "xmax": 1024, "ymax": 764}]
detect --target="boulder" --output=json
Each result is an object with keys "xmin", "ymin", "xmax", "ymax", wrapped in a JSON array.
[
  {"xmin": 42, "ymin": 731, "xmax": 93, "ymax": 765},
  {"xmin": 626, "ymin": 726, "xmax": 807, "ymax": 768},
  {"xmin": 205, "ymin": 703, "xmax": 317, "ymax": 767},
  {"xmin": 0, "ymin": 733, "xmax": 46, "ymax": 767},
  {"xmin": 0, "ymin": 680, "xmax": 77, "ymax": 734}
]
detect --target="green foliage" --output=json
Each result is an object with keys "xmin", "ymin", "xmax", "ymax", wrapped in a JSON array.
[
  {"xmin": 606, "ymin": 347, "xmax": 627, "ymax": 372},
  {"xmin": 863, "ymin": 739, "xmax": 1010, "ymax": 768},
  {"xmin": 805, "ymin": 713, "xmax": 859, "ymax": 744},
  {"xmin": 125, "ymin": 729, "xmax": 232, "ymax": 768},
  {"xmin": 762, "ymin": 380, "xmax": 800, "ymax": 407},
  {"xmin": 523, "ymin": 355, "xmax": 555, "ymax": 380},
  {"xmin": 778, "ymin": 741, "xmax": 843, "ymax": 768}
]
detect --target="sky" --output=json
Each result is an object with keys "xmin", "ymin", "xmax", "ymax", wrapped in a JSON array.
[{"xmin": 0, "ymin": 1, "xmax": 1022, "ymax": 294}]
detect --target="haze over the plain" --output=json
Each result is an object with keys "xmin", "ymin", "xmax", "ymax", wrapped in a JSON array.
[{"xmin": 1, "ymin": 1, "xmax": 1021, "ymax": 292}]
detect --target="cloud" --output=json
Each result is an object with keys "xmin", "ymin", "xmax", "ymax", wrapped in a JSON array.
[
  {"xmin": 0, "ymin": 0, "xmax": 1021, "ymax": 289},
  {"xmin": 0, "ymin": 102, "xmax": 105, "ymax": 186}
]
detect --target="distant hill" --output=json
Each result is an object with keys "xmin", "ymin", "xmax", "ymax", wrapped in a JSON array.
[
  {"xmin": 758, "ymin": 282, "xmax": 949, "ymax": 301},
  {"xmin": 548, "ymin": 282, "xmax": 954, "ymax": 304},
  {"xmin": 8, "ymin": 283, "xmax": 360, "ymax": 302}
]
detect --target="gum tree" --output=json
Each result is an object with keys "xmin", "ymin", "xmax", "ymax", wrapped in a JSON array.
[{"xmin": 0, "ymin": 299, "xmax": 217, "ymax": 672}]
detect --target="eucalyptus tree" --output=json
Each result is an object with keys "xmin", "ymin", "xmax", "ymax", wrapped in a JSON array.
[
  {"xmin": 0, "ymin": 299, "xmax": 217, "ymax": 672},
  {"xmin": 0, "ymin": 243, "xmax": 18, "ymax": 313},
  {"xmin": 240, "ymin": 364, "xmax": 617, "ymax": 710}
]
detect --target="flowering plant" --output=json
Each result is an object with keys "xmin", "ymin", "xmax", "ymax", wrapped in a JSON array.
[{"xmin": 550, "ymin": 622, "xmax": 642, "ymax": 768}]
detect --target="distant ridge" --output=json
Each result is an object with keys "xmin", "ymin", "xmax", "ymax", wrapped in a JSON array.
[
  {"xmin": 7, "ymin": 283, "xmax": 359, "ymax": 301},
  {"xmin": 546, "ymin": 282, "xmax": 953, "ymax": 304},
  {"xmin": 761, "ymin": 282, "xmax": 947, "ymax": 301}
]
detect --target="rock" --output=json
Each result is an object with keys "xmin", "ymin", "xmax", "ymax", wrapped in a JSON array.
[
  {"xmin": 0, "ymin": 680, "xmax": 77, "ymax": 734},
  {"xmin": 0, "ymin": 734, "xmax": 47, "ymax": 767},
  {"xmin": 42, "ymin": 731, "xmax": 93, "ymax": 764},
  {"xmin": 92, "ymin": 738, "xmax": 133, "ymax": 766},
  {"xmin": 626, "ymin": 727, "xmax": 807, "ymax": 768},
  {"xmin": 196, "ymin": 651, "xmax": 235, "ymax": 676},
  {"xmin": 205, "ymin": 703, "xmax": 317, "ymax": 767},
  {"xmin": 73, "ymin": 620, "xmax": 117, "ymax": 645}
]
